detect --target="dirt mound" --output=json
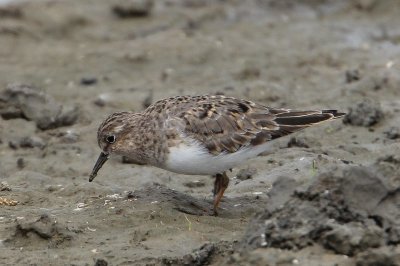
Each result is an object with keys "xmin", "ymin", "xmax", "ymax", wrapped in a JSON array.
[
  {"xmin": 0, "ymin": 84, "xmax": 78, "ymax": 130},
  {"xmin": 239, "ymin": 165, "xmax": 400, "ymax": 263}
]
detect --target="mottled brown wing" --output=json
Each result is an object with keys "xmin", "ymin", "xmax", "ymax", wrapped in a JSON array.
[{"xmin": 165, "ymin": 95, "xmax": 344, "ymax": 155}]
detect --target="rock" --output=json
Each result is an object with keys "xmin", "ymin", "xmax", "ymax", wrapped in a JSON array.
[
  {"xmin": 112, "ymin": 0, "xmax": 154, "ymax": 18},
  {"xmin": 343, "ymin": 100, "xmax": 384, "ymax": 127},
  {"xmin": 0, "ymin": 84, "xmax": 79, "ymax": 130},
  {"xmin": 239, "ymin": 165, "xmax": 400, "ymax": 256}
]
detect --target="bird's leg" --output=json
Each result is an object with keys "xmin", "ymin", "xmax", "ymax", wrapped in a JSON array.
[
  {"xmin": 213, "ymin": 173, "xmax": 222, "ymax": 197},
  {"xmin": 213, "ymin": 172, "xmax": 230, "ymax": 216}
]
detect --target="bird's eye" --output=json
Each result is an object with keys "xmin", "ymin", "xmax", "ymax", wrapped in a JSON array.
[{"xmin": 106, "ymin": 135, "xmax": 116, "ymax": 144}]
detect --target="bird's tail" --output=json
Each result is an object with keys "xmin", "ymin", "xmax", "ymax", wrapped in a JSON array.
[{"xmin": 270, "ymin": 109, "xmax": 345, "ymax": 139}]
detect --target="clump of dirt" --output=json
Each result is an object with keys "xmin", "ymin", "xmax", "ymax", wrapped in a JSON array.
[
  {"xmin": 0, "ymin": 84, "xmax": 78, "ymax": 130},
  {"xmin": 343, "ymin": 100, "xmax": 384, "ymax": 127},
  {"xmin": 5, "ymin": 214, "xmax": 74, "ymax": 249},
  {"xmin": 239, "ymin": 165, "xmax": 400, "ymax": 258},
  {"xmin": 0, "ymin": 0, "xmax": 400, "ymax": 265}
]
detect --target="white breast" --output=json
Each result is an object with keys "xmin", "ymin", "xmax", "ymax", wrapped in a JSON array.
[{"xmin": 163, "ymin": 137, "xmax": 273, "ymax": 175}]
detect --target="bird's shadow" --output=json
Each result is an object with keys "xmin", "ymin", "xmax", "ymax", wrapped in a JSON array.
[{"xmin": 128, "ymin": 183, "xmax": 265, "ymax": 218}]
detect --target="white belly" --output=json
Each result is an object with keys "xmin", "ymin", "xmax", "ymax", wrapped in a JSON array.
[{"xmin": 163, "ymin": 139, "xmax": 273, "ymax": 175}]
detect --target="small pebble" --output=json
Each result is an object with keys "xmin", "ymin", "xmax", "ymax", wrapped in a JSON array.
[
  {"xmin": 112, "ymin": 0, "xmax": 154, "ymax": 18},
  {"xmin": 80, "ymin": 77, "xmax": 98, "ymax": 86}
]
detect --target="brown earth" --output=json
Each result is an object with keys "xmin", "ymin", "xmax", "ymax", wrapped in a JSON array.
[{"xmin": 0, "ymin": 0, "xmax": 400, "ymax": 265}]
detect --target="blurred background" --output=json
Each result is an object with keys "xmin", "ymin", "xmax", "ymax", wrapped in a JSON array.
[{"xmin": 0, "ymin": 0, "xmax": 400, "ymax": 265}]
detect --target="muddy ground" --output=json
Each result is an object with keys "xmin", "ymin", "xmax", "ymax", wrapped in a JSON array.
[{"xmin": 0, "ymin": 0, "xmax": 400, "ymax": 265}]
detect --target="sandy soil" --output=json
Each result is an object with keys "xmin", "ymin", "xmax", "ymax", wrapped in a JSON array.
[{"xmin": 0, "ymin": 0, "xmax": 400, "ymax": 265}]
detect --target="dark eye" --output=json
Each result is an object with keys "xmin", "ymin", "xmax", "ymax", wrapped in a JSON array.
[{"xmin": 106, "ymin": 135, "xmax": 116, "ymax": 144}]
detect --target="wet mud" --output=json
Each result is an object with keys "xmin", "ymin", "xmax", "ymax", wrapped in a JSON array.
[{"xmin": 0, "ymin": 0, "xmax": 400, "ymax": 265}]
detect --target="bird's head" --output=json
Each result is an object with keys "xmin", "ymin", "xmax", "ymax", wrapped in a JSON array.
[{"xmin": 89, "ymin": 112, "xmax": 139, "ymax": 182}]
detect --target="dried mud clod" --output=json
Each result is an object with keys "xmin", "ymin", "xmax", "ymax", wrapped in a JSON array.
[
  {"xmin": 6, "ymin": 214, "xmax": 74, "ymax": 248},
  {"xmin": 343, "ymin": 100, "xmax": 384, "ymax": 127},
  {"xmin": 240, "ymin": 165, "xmax": 400, "ymax": 257},
  {"xmin": 0, "ymin": 84, "xmax": 79, "ymax": 130}
]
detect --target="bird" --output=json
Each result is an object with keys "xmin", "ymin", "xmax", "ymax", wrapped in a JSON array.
[{"xmin": 89, "ymin": 95, "xmax": 345, "ymax": 215}]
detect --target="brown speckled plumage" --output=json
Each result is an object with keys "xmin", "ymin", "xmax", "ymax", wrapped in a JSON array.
[{"xmin": 90, "ymin": 95, "xmax": 345, "ymax": 215}]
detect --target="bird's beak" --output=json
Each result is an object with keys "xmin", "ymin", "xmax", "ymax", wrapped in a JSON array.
[{"xmin": 89, "ymin": 152, "xmax": 109, "ymax": 182}]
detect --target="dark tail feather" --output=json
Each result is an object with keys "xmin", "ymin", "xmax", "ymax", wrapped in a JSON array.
[{"xmin": 270, "ymin": 109, "xmax": 345, "ymax": 139}]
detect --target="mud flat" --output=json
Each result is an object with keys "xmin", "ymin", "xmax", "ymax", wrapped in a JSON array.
[{"xmin": 0, "ymin": 0, "xmax": 400, "ymax": 265}]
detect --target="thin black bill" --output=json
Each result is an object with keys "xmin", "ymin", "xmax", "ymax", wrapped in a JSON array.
[{"xmin": 89, "ymin": 152, "xmax": 109, "ymax": 182}]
